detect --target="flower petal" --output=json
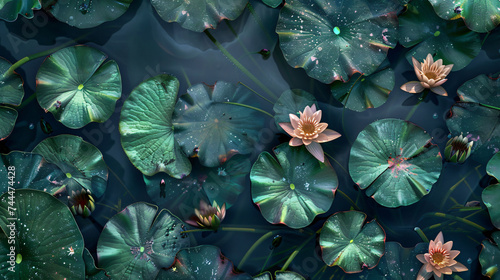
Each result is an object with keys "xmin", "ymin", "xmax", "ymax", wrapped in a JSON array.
[
  {"xmin": 434, "ymin": 232, "xmax": 444, "ymax": 244},
  {"xmin": 303, "ymin": 138, "xmax": 312, "ymax": 145},
  {"xmin": 443, "ymin": 64, "xmax": 454, "ymax": 76},
  {"xmin": 316, "ymin": 123, "xmax": 328, "ymax": 134},
  {"xmin": 416, "ymin": 254, "xmax": 426, "ymax": 264},
  {"xmin": 425, "ymin": 263, "xmax": 434, "ymax": 273},
  {"xmin": 316, "ymin": 129, "xmax": 341, "ymax": 143},
  {"xmin": 450, "ymin": 262, "xmax": 468, "ymax": 272},
  {"xmin": 186, "ymin": 220, "xmax": 198, "ymax": 227},
  {"xmin": 312, "ymin": 109, "xmax": 322, "ymax": 123},
  {"xmin": 401, "ymin": 81, "xmax": 425, "ymax": 93},
  {"xmin": 424, "ymin": 253, "xmax": 432, "ymax": 264},
  {"xmin": 279, "ymin": 123, "xmax": 297, "ymax": 137},
  {"xmin": 426, "ymin": 53, "xmax": 434, "ymax": 65},
  {"xmin": 417, "ymin": 265, "xmax": 433, "ymax": 280},
  {"xmin": 310, "ymin": 103, "xmax": 317, "ymax": 113},
  {"xmin": 431, "ymin": 86, "xmax": 447, "ymax": 96},
  {"xmin": 303, "ymin": 105, "xmax": 313, "ymax": 118},
  {"xmin": 443, "ymin": 241, "xmax": 453, "ymax": 252},
  {"xmin": 439, "ymin": 267, "xmax": 452, "ymax": 275},
  {"xmin": 289, "ymin": 137, "xmax": 303, "ymax": 146},
  {"xmin": 412, "ymin": 57, "xmax": 422, "ymax": 71},
  {"xmin": 434, "ymin": 79, "xmax": 447, "ymax": 87},
  {"xmin": 305, "ymin": 141, "xmax": 324, "ymax": 162},
  {"xmin": 449, "ymin": 250, "xmax": 460, "ymax": 260},
  {"xmin": 289, "ymin": 114, "xmax": 300, "ymax": 129}
]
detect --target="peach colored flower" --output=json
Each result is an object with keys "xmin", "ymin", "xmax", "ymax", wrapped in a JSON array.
[
  {"xmin": 416, "ymin": 231, "xmax": 468, "ymax": 280},
  {"xmin": 279, "ymin": 104, "xmax": 341, "ymax": 162},
  {"xmin": 186, "ymin": 200, "xmax": 226, "ymax": 231},
  {"xmin": 401, "ymin": 54, "xmax": 453, "ymax": 96}
]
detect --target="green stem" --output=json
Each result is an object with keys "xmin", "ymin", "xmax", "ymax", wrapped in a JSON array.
[
  {"xmin": 481, "ymin": 32, "xmax": 491, "ymax": 46},
  {"xmin": 311, "ymin": 265, "xmax": 327, "ymax": 280},
  {"xmin": 108, "ymin": 166, "xmax": 137, "ymax": 200},
  {"xmin": 204, "ymin": 30, "xmax": 278, "ymax": 100},
  {"xmin": 246, "ymin": 2, "xmax": 274, "ymax": 45},
  {"xmin": 414, "ymin": 227, "xmax": 429, "ymax": 242},
  {"xmin": 239, "ymin": 82, "xmax": 274, "ymax": 104},
  {"xmin": 405, "ymin": 91, "xmax": 429, "ymax": 121},
  {"xmin": 260, "ymin": 250, "xmax": 274, "ymax": 274},
  {"xmin": 324, "ymin": 151, "xmax": 348, "ymax": 175},
  {"xmin": 181, "ymin": 67, "xmax": 191, "ymax": 88},
  {"xmin": 479, "ymin": 103, "xmax": 500, "ymax": 111},
  {"xmin": 180, "ymin": 229, "xmax": 214, "ymax": 234},
  {"xmin": 424, "ymin": 212, "xmax": 486, "ymax": 231},
  {"xmin": 280, "ymin": 229, "xmax": 320, "ymax": 271},
  {"xmin": 440, "ymin": 165, "xmax": 481, "ymax": 209},
  {"xmin": 336, "ymin": 189, "xmax": 360, "ymax": 211},
  {"xmin": 223, "ymin": 102, "xmax": 274, "ymax": 118},
  {"xmin": 17, "ymin": 92, "xmax": 37, "ymax": 111},
  {"xmin": 238, "ymin": 231, "xmax": 274, "ymax": 270}
]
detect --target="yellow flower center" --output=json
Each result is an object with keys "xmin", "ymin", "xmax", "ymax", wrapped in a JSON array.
[
  {"xmin": 430, "ymin": 248, "xmax": 449, "ymax": 267},
  {"xmin": 301, "ymin": 122, "xmax": 316, "ymax": 135},
  {"xmin": 424, "ymin": 72, "xmax": 439, "ymax": 80}
]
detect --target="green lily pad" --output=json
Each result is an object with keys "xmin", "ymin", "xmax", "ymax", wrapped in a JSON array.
[
  {"xmin": 0, "ymin": 189, "xmax": 85, "ymax": 279},
  {"xmin": 480, "ymin": 231, "xmax": 500, "ymax": 280},
  {"xmin": 155, "ymin": 245, "xmax": 252, "ymax": 280},
  {"xmin": 262, "ymin": 0, "xmax": 281, "ymax": 8},
  {"xmin": 275, "ymin": 0, "xmax": 401, "ymax": 84},
  {"xmin": 150, "ymin": 0, "xmax": 248, "ymax": 32},
  {"xmin": 120, "ymin": 74, "xmax": 191, "ymax": 178},
  {"xmin": 36, "ymin": 45, "xmax": 122, "ymax": 129},
  {"xmin": 319, "ymin": 210, "xmax": 385, "ymax": 273},
  {"xmin": 487, "ymin": 153, "xmax": 500, "ymax": 180},
  {"xmin": 0, "ymin": 151, "xmax": 66, "ymax": 195},
  {"xmin": 483, "ymin": 184, "xmax": 500, "ymax": 229},
  {"xmin": 254, "ymin": 271, "xmax": 306, "ymax": 280},
  {"xmin": 250, "ymin": 143, "xmax": 338, "ymax": 229},
  {"xmin": 446, "ymin": 73, "xmax": 500, "ymax": 163},
  {"xmin": 97, "ymin": 202, "xmax": 190, "ymax": 280},
  {"xmin": 273, "ymin": 89, "xmax": 317, "ymax": 130},
  {"xmin": 330, "ymin": 61, "xmax": 394, "ymax": 112},
  {"xmin": 32, "ymin": 134, "xmax": 108, "ymax": 198},
  {"xmin": 372, "ymin": 242, "xmax": 428, "ymax": 279},
  {"xmin": 173, "ymin": 81, "xmax": 264, "ymax": 168},
  {"xmin": 398, "ymin": 0, "xmax": 481, "ymax": 71},
  {"xmin": 41, "ymin": 0, "xmax": 133, "ymax": 28},
  {"xmin": 84, "ymin": 248, "xmax": 110, "ymax": 279},
  {"xmin": 0, "ymin": 57, "xmax": 24, "ymax": 141},
  {"xmin": 428, "ymin": 0, "xmax": 500, "ymax": 33},
  {"xmin": 0, "ymin": 0, "xmax": 41, "ymax": 21},
  {"xmin": 349, "ymin": 118, "xmax": 442, "ymax": 208}
]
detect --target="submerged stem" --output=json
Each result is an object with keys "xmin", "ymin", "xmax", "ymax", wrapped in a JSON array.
[
  {"xmin": 223, "ymin": 102, "xmax": 274, "ymax": 118},
  {"xmin": 405, "ymin": 90, "xmax": 429, "ymax": 121},
  {"xmin": 424, "ymin": 212, "xmax": 486, "ymax": 231},
  {"xmin": 414, "ymin": 227, "xmax": 429, "ymax": 243},
  {"xmin": 280, "ymin": 229, "xmax": 320, "ymax": 271},
  {"xmin": 238, "ymin": 231, "xmax": 274, "ymax": 270}
]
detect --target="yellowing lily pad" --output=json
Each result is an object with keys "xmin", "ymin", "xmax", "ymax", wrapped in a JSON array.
[
  {"xmin": 349, "ymin": 119, "xmax": 442, "ymax": 208},
  {"xmin": 36, "ymin": 45, "xmax": 122, "ymax": 129},
  {"xmin": 0, "ymin": 0, "xmax": 40, "ymax": 21},
  {"xmin": 276, "ymin": 0, "xmax": 401, "ymax": 84},
  {"xmin": 479, "ymin": 231, "xmax": 500, "ymax": 280},
  {"xmin": 251, "ymin": 143, "xmax": 338, "ymax": 229},
  {"xmin": 319, "ymin": 210, "xmax": 385, "ymax": 273},
  {"xmin": 0, "ymin": 57, "xmax": 24, "ymax": 141}
]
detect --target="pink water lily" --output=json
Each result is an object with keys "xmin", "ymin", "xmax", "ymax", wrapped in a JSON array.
[
  {"xmin": 186, "ymin": 200, "xmax": 226, "ymax": 231},
  {"xmin": 401, "ymin": 54, "xmax": 453, "ymax": 96},
  {"xmin": 279, "ymin": 104, "xmax": 341, "ymax": 162},
  {"xmin": 416, "ymin": 231, "xmax": 468, "ymax": 280}
]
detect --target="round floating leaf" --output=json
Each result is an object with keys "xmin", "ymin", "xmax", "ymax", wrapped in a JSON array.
[
  {"xmin": 330, "ymin": 61, "xmax": 394, "ymax": 112},
  {"xmin": 0, "ymin": 189, "xmax": 85, "ymax": 279},
  {"xmin": 150, "ymin": 0, "xmax": 248, "ymax": 32},
  {"xmin": 483, "ymin": 184, "xmax": 500, "ymax": 229},
  {"xmin": 0, "ymin": 151, "xmax": 66, "ymax": 195},
  {"xmin": 428, "ymin": 0, "xmax": 500, "ymax": 33},
  {"xmin": 84, "ymin": 248, "xmax": 110, "ymax": 279},
  {"xmin": 273, "ymin": 89, "xmax": 317, "ymax": 129},
  {"xmin": 97, "ymin": 202, "xmax": 190, "ymax": 280},
  {"xmin": 398, "ymin": 0, "xmax": 480, "ymax": 71},
  {"xmin": 0, "ymin": 0, "xmax": 40, "ymax": 21},
  {"xmin": 487, "ymin": 153, "xmax": 500, "ymax": 180},
  {"xmin": 120, "ymin": 74, "xmax": 191, "ymax": 178},
  {"xmin": 253, "ymin": 271, "xmax": 306, "ymax": 280},
  {"xmin": 349, "ymin": 118, "xmax": 442, "ymax": 207},
  {"xmin": 319, "ymin": 211, "xmax": 385, "ymax": 273},
  {"xmin": 251, "ymin": 143, "xmax": 338, "ymax": 229},
  {"xmin": 41, "ymin": 0, "xmax": 133, "ymax": 28},
  {"xmin": 446, "ymin": 73, "xmax": 500, "ymax": 163},
  {"xmin": 156, "ymin": 245, "xmax": 252, "ymax": 280},
  {"xmin": 372, "ymin": 242, "xmax": 427, "ymax": 279},
  {"xmin": 262, "ymin": 0, "xmax": 281, "ymax": 8},
  {"xmin": 275, "ymin": 0, "xmax": 401, "ymax": 84},
  {"xmin": 480, "ymin": 232, "xmax": 500, "ymax": 280},
  {"xmin": 0, "ymin": 57, "xmax": 24, "ymax": 141},
  {"xmin": 36, "ymin": 45, "xmax": 122, "ymax": 129},
  {"xmin": 32, "ymin": 134, "xmax": 108, "ymax": 198},
  {"xmin": 173, "ymin": 81, "xmax": 264, "ymax": 168}
]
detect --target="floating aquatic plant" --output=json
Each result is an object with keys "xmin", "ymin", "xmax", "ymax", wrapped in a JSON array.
[
  {"xmin": 273, "ymin": 89, "xmax": 318, "ymax": 131},
  {"xmin": 400, "ymin": 54, "xmax": 453, "ymax": 96},
  {"xmin": 0, "ymin": 57, "xmax": 24, "ymax": 141},
  {"xmin": 83, "ymin": 248, "xmax": 110, "ymax": 279},
  {"xmin": 68, "ymin": 188, "xmax": 95, "ymax": 218},
  {"xmin": 186, "ymin": 200, "xmax": 226, "ymax": 231},
  {"xmin": 479, "ymin": 231, "xmax": 500, "ymax": 280},
  {"xmin": 444, "ymin": 134, "xmax": 474, "ymax": 163},
  {"xmin": 482, "ymin": 153, "xmax": 500, "ymax": 229},
  {"xmin": 0, "ymin": 0, "xmax": 40, "ymax": 21}
]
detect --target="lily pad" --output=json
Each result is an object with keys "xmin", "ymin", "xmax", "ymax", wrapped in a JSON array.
[
  {"xmin": 150, "ymin": 0, "xmax": 248, "ymax": 32},
  {"xmin": 446, "ymin": 73, "xmax": 500, "ymax": 163},
  {"xmin": 372, "ymin": 242, "xmax": 428, "ymax": 279},
  {"xmin": 120, "ymin": 74, "xmax": 191, "ymax": 178},
  {"xmin": 487, "ymin": 152, "xmax": 500, "ymax": 180},
  {"xmin": 0, "ymin": 57, "xmax": 24, "ymax": 141},
  {"xmin": 349, "ymin": 118, "xmax": 442, "ymax": 208},
  {"xmin": 0, "ymin": 189, "xmax": 85, "ymax": 279},
  {"xmin": 173, "ymin": 81, "xmax": 264, "ymax": 168},
  {"xmin": 32, "ymin": 134, "xmax": 108, "ymax": 198},
  {"xmin": 262, "ymin": 0, "xmax": 281, "ymax": 8},
  {"xmin": 319, "ymin": 210, "xmax": 385, "ymax": 273},
  {"xmin": 84, "ymin": 248, "xmax": 110, "ymax": 279},
  {"xmin": 275, "ymin": 0, "xmax": 400, "ymax": 84},
  {"xmin": 36, "ymin": 45, "xmax": 122, "ymax": 129},
  {"xmin": 97, "ymin": 202, "xmax": 190, "ymax": 280},
  {"xmin": 0, "ymin": 0, "xmax": 40, "ymax": 21},
  {"xmin": 398, "ymin": 0, "xmax": 481, "ymax": 71},
  {"xmin": 273, "ymin": 89, "xmax": 317, "ymax": 129},
  {"xmin": 250, "ymin": 143, "xmax": 338, "ymax": 229},
  {"xmin": 0, "ymin": 151, "xmax": 66, "ymax": 195},
  {"xmin": 479, "ymin": 231, "xmax": 500, "ymax": 280},
  {"xmin": 41, "ymin": 0, "xmax": 133, "ymax": 28},
  {"xmin": 254, "ymin": 271, "xmax": 306, "ymax": 280},
  {"xmin": 330, "ymin": 61, "xmax": 394, "ymax": 112},
  {"xmin": 483, "ymin": 184, "xmax": 500, "ymax": 229},
  {"xmin": 155, "ymin": 245, "xmax": 252, "ymax": 280},
  {"xmin": 428, "ymin": 0, "xmax": 500, "ymax": 33}
]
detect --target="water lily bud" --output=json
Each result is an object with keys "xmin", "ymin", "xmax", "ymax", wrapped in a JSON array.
[
  {"xmin": 445, "ymin": 134, "xmax": 473, "ymax": 163},
  {"xmin": 68, "ymin": 188, "xmax": 95, "ymax": 218}
]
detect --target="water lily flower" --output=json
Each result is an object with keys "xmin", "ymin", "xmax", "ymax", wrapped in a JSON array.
[
  {"xmin": 186, "ymin": 200, "xmax": 226, "ymax": 231},
  {"xmin": 416, "ymin": 231, "xmax": 468, "ymax": 280},
  {"xmin": 68, "ymin": 188, "xmax": 95, "ymax": 218},
  {"xmin": 401, "ymin": 54, "xmax": 453, "ymax": 96},
  {"xmin": 444, "ymin": 134, "xmax": 474, "ymax": 163},
  {"xmin": 279, "ymin": 104, "xmax": 341, "ymax": 162}
]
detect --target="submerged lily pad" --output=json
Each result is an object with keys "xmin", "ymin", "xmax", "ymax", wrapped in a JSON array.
[
  {"xmin": 373, "ymin": 242, "xmax": 427, "ymax": 279},
  {"xmin": 150, "ymin": 0, "xmax": 248, "ymax": 32},
  {"xmin": 0, "ymin": 0, "xmax": 40, "ymax": 21},
  {"xmin": 36, "ymin": 45, "xmax": 122, "ymax": 129},
  {"xmin": 41, "ymin": 0, "xmax": 133, "ymax": 28},
  {"xmin": 262, "ymin": 0, "xmax": 281, "ymax": 8},
  {"xmin": 446, "ymin": 73, "xmax": 500, "ymax": 163},
  {"xmin": 273, "ymin": 89, "xmax": 317, "ymax": 129},
  {"xmin": 156, "ymin": 245, "xmax": 252, "ymax": 279},
  {"xmin": 349, "ymin": 119, "xmax": 442, "ymax": 208},
  {"xmin": 0, "ymin": 57, "xmax": 24, "ymax": 141},
  {"xmin": 97, "ymin": 202, "xmax": 190, "ymax": 280},
  {"xmin": 84, "ymin": 248, "xmax": 110, "ymax": 279},
  {"xmin": 120, "ymin": 74, "xmax": 191, "ymax": 178},
  {"xmin": 254, "ymin": 271, "xmax": 306, "ymax": 280},
  {"xmin": 428, "ymin": 0, "xmax": 500, "ymax": 33},
  {"xmin": 398, "ymin": 0, "xmax": 480, "ymax": 71},
  {"xmin": 251, "ymin": 143, "xmax": 338, "ymax": 229},
  {"xmin": 173, "ymin": 81, "xmax": 264, "ymax": 168},
  {"xmin": 0, "ymin": 190, "xmax": 85, "ymax": 279},
  {"xmin": 275, "ymin": 0, "xmax": 401, "ymax": 84},
  {"xmin": 330, "ymin": 61, "xmax": 394, "ymax": 112},
  {"xmin": 480, "ymin": 232, "xmax": 500, "ymax": 279},
  {"xmin": 319, "ymin": 211, "xmax": 385, "ymax": 273},
  {"xmin": 32, "ymin": 134, "xmax": 108, "ymax": 198}
]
